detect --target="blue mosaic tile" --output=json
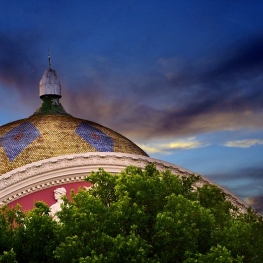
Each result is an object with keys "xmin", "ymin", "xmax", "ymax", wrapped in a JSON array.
[
  {"xmin": 0, "ymin": 122, "xmax": 41, "ymax": 161},
  {"xmin": 75, "ymin": 122, "xmax": 114, "ymax": 152}
]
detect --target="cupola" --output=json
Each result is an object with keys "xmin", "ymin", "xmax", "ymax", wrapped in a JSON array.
[
  {"xmin": 39, "ymin": 50, "xmax": 62, "ymax": 98},
  {"xmin": 39, "ymin": 68, "xmax": 62, "ymax": 98}
]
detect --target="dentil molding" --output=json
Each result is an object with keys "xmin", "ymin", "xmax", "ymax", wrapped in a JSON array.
[{"xmin": 0, "ymin": 152, "xmax": 249, "ymax": 213}]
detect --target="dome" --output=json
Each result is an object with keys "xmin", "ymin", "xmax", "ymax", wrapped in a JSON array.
[
  {"xmin": 0, "ymin": 68, "xmax": 148, "ymax": 175},
  {"xmin": 0, "ymin": 63, "xmax": 251, "ymax": 216}
]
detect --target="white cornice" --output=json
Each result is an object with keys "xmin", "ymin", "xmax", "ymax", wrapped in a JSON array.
[{"xmin": 0, "ymin": 152, "xmax": 249, "ymax": 213}]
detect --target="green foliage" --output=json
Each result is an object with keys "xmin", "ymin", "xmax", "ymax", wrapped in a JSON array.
[
  {"xmin": 183, "ymin": 244, "xmax": 244, "ymax": 263},
  {"xmin": 153, "ymin": 194, "xmax": 216, "ymax": 262},
  {"xmin": 0, "ymin": 248, "xmax": 18, "ymax": 263},
  {"xmin": 0, "ymin": 164, "xmax": 263, "ymax": 262},
  {"xmin": 0, "ymin": 202, "xmax": 59, "ymax": 263}
]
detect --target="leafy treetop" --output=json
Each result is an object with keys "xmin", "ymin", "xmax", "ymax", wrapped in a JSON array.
[{"xmin": 0, "ymin": 164, "xmax": 262, "ymax": 263}]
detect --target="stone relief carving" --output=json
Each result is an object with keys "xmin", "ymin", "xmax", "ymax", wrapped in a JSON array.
[{"xmin": 49, "ymin": 187, "xmax": 67, "ymax": 221}]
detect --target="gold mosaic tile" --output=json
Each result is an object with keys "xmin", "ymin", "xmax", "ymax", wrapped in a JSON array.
[{"xmin": 0, "ymin": 114, "xmax": 148, "ymax": 175}]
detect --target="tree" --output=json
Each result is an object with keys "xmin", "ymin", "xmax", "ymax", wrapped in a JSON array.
[{"xmin": 0, "ymin": 164, "xmax": 263, "ymax": 262}]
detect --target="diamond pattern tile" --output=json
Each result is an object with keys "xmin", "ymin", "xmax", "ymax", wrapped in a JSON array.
[
  {"xmin": 75, "ymin": 122, "xmax": 114, "ymax": 152},
  {"xmin": 0, "ymin": 122, "xmax": 41, "ymax": 161},
  {"xmin": 0, "ymin": 115, "xmax": 148, "ymax": 174}
]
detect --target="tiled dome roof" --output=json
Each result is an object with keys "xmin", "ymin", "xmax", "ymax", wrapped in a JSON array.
[
  {"xmin": 0, "ymin": 113, "xmax": 148, "ymax": 175},
  {"xmin": 0, "ymin": 66, "xmax": 148, "ymax": 175}
]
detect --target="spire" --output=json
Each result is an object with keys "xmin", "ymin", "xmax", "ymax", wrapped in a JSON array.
[
  {"xmin": 48, "ymin": 48, "xmax": 51, "ymax": 69},
  {"xmin": 35, "ymin": 55, "xmax": 69, "ymax": 116}
]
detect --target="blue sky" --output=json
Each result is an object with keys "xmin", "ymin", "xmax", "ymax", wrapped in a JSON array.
[{"xmin": 1, "ymin": 0, "xmax": 263, "ymax": 213}]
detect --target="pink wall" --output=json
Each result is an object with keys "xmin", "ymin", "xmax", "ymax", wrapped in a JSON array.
[{"xmin": 8, "ymin": 182, "xmax": 91, "ymax": 211}]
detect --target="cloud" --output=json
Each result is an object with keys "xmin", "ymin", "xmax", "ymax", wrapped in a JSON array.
[
  {"xmin": 167, "ymin": 140, "xmax": 203, "ymax": 149},
  {"xmin": 137, "ymin": 144, "xmax": 163, "ymax": 154},
  {"xmin": 1, "ymin": 29, "xmax": 263, "ymax": 144},
  {"xmin": 206, "ymin": 164, "xmax": 263, "ymax": 214},
  {"xmin": 62, "ymin": 79, "xmax": 263, "ymax": 142},
  {"xmin": 210, "ymin": 35, "xmax": 263, "ymax": 78},
  {"xmin": 208, "ymin": 165, "xmax": 263, "ymax": 182},
  {"xmin": 244, "ymin": 195, "xmax": 263, "ymax": 215},
  {"xmin": 60, "ymin": 34, "xmax": 263, "ymax": 142},
  {"xmin": 137, "ymin": 138, "xmax": 208, "ymax": 154},
  {"xmin": 224, "ymin": 139, "xmax": 263, "ymax": 148}
]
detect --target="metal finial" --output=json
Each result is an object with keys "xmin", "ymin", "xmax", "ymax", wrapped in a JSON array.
[{"xmin": 48, "ymin": 48, "xmax": 51, "ymax": 69}]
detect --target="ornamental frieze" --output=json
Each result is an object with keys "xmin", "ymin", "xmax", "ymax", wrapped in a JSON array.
[{"xmin": 0, "ymin": 152, "xmax": 249, "ymax": 214}]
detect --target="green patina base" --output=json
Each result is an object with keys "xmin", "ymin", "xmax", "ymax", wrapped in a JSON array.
[{"xmin": 33, "ymin": 96, "xmax": 71, "ymax": 116}]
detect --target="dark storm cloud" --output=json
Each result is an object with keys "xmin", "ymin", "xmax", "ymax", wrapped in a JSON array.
[
  {"xmin": 1, "ymin": 29, "xmax": 263, "ymax": 141},
  {"xmin": 205, "ymin": 165, "xmax": 263, "ymax": 215},
  {"xmin": 67, "ymin": 33, "xmax": 263, "ymax": 140},
  {"xmin": 165, "ymin": 35, "xmax": 263, "ymax": 113},
  {"xmin": 131, "ymin": 34, "xmax": 263, "ymax": 105},
  {"xmin": 90, "ymin": 34, "xmax": 263, "ymax": 140},
  {"xmin": 63, "ymin": 87, "xmax": 263, "ymax": 142},
  {"xmin": 210, "ymin": 35, "xmax": 263, "ymax": 78},
  {"xmin": 207, "ymin": 165, "xmax": 263, "ymax": 198},
  {"xmin": 207, "ymin": 165, "xmax": 263, "ymax": 182}
]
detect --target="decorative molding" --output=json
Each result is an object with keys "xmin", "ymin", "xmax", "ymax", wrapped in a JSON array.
[{"xmin": 0, "ymin": 152, "xmax": 249, "ymax": 213}]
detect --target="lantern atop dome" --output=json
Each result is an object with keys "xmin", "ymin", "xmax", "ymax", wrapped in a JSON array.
[{"xmin": 39, "ymin": 50, "xmax": 62, "ymax": 98}]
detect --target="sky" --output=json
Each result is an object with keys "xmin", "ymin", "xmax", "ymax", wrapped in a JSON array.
[{"xmin": 0, "ymin": 0, "xmax": 263, "ymax": 214}]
